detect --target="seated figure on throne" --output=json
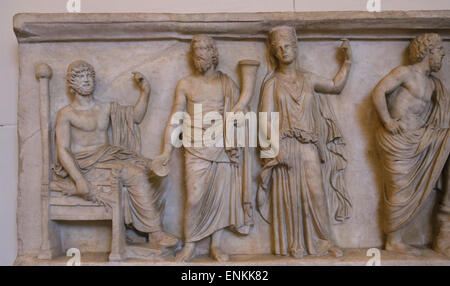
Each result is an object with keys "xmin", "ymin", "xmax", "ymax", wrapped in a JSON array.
[{"xmin": 54, "ymin": 60, "xmax": 178, "ymax": 248}]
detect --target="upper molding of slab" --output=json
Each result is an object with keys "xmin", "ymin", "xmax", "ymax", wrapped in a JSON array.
[{"xmin": 13, "ymin": 11, "xmax": 450, "ymax": 43}]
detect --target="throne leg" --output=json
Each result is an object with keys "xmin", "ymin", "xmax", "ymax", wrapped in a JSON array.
[
  {"xmin": 109, "ymin": 180, "xmax": 126, "ymax": 262},
  {"xmin": 38, "ymin": 187, "xmax": 62, "ymax": 260}
]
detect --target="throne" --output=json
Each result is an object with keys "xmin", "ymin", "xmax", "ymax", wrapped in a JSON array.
[{"xmin": 36, "ymin": 64, "xmax": 126, "ymax": 262}]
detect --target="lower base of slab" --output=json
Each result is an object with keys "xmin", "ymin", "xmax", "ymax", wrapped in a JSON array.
[{"xmin": 14, "ymin": 248, "xmax": 450, "ymax": 266}]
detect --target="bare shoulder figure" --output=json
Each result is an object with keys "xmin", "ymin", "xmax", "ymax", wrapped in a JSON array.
[
  {"xmin": 154, "ymin": 35, "xmax": 257, "ymax": 262},
  {"xmin": 372, "ymin": 63, "xmax": 439, "ymax": 134},
  {"xmin": 372, "ymin": 33, "xmax": 450, "ymax": 257},
  {"xmin": 55, "ymin": 60, "xmax": 178, "ymax": 248}
]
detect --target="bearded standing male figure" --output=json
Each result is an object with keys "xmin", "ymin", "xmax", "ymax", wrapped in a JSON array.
[{"xmin": 153, "ymin": 35, "xmax": 254, "ymax": 262}]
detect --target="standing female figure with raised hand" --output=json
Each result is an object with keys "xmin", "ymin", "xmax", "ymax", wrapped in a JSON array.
[{"xmin": 258, "ymin": 26, "xmax": 353, "ymax": 258}]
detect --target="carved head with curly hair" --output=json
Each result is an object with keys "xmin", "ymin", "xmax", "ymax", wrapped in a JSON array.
[
  {"xmin": 409, "ymin": 33, "xmax": 445, "ymax": 72},
  {"xmin": 190, "ymin": 34, "xmax": 219, "ymax": 74},
  {"xmin": 67, "ymin": 60, "xmax": 96, "ymax": 96}
]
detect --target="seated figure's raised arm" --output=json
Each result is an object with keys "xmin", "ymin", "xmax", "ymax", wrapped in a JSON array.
[{"xmin": 131, "ymin": 72, "xmax": 151, "ymax": 124}]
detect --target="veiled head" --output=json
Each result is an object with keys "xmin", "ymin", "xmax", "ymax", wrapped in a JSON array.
[{"xmin": 268, "ymin": 26, "xmax": 298, "ymax": 67}]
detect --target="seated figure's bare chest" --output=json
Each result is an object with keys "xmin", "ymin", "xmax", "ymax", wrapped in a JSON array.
[{"xmin": 69, "ymin": 103, "xmax": 111, "ymax": 149}]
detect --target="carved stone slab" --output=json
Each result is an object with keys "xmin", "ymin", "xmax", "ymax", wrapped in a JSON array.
[{"xmin": 14, "ymin": 11, "xmax": 450, "ymax": 265}]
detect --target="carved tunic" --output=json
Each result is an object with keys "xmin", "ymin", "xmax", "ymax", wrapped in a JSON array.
[
  {"xmin": 183, "ymin": 72, "xmax": 253, "ymax": 243},
  {"xmin": 276, "ymin": 72, "xmax": 319, "ymax": 143},
  {"xmin": 259, "ymin": 71, "xmax": 351, "ymax": 256}
]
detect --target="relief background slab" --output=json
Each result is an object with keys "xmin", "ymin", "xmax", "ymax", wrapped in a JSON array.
[{"xmin": 14, "ymin": 11, "xmax": 450, "ymax": 261}]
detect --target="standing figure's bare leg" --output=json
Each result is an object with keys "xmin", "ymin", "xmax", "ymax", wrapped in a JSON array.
[
  {"xmin": 328, "ymin": 246, "xmax": 344, "ymax": 258},
  {"xmin": 385, "ymin": 229, "xmax": 422, "ymax": 256},
  {"xmin": 434, "ymin": 161, "xmax": 450, "ymax": 257},
  {"xmin": 211, "ymin": 229, "xmax": 229, "ymax": 262},
  {"xmin": 175, "ymin": 242, "xmax": 196, "ymax": 262}
]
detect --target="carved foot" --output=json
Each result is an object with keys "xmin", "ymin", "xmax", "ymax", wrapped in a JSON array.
[
  {"xmin": 433, "ymin": 244, "xmax": 450, "ymax": 258},
  {"xmin": 328, "ymin": 246, "xmax": 344, "ymax": 258},
  {"xmin": 433, "ymin": 226, "xmax": 450, "ymax": 258},
  {"xmin": 289, "ymin": 248, "xmax": 305, "ymax": 259},
  {"xmin": 175, "ymin": 243, "xmax": 195, "ymax": 262},
  {"xmin": 126, "ymin": 231, "xmax": 147, "ymax": 244},
  {"xmin": 385, "ymin": 241, "xmax": 423, "ymax": 256},
  {"xmin": 433, "ymin": 237, "xmax": 450, "ymax": 258},
  {"xmin": 148, "ymin": 231, "xmax": 179, "ymax": 247},
  {"xmin": 211, "ymin": 246, "xmax": 230, "ymax": 262}
]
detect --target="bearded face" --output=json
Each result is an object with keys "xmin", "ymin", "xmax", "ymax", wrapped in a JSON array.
[
  {"xmin": 193, "ymin": 56, "xmax": 213, "ymax": 73},
  {"xmin": 70, "ymin": 69, "xmax": 95, "ymax": 96},
  {"xmin": 429, "ymin": 43, "xmax": 445, "ymax": 73},
  {"xmin": 192, "ymin": 42, "xmax": 216, "ymax": 74}
]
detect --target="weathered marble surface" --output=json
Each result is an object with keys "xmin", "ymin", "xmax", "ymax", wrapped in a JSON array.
[
  {"xmin": 14, "ymin": 11, "xmax": 450, "ymax": 265},
  {"xmin": 14, "ymin": 249, "xmax": 450, "ymax": 266}
]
